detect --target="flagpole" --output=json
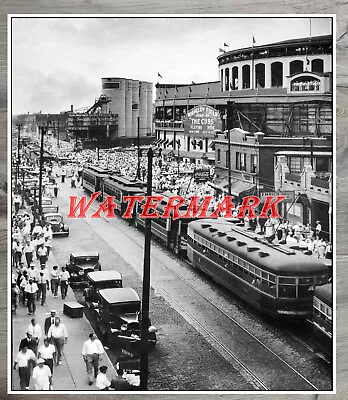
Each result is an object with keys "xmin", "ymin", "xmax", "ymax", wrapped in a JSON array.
[
  {"xmin": 309, "ymin": 18, "xmax": 312, "ymax": 41},
  {"xmin": 251, "ymin": 36, "xmax": 254, "ymax": 90}
]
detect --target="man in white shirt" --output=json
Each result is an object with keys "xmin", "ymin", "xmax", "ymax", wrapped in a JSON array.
[
  {"xmin": 28, "ymin": 263, "xmax": 39, "ymax": 282},
  {"xmin": 81, "ymin": 333, "xmax": 104, "ymax": 385},
  {"xmin": 32, "ymin": 222, "xmax": 43, "ymax": 239},
  {"xmin": 38, "ymin": 338, "xmax": 56, "ymax": 374},
  {"xmin": 37, "ymin": 264, "xmax": 50, "ymax": 306},
  {"xmin": 23, "ymin": 240, "xmax": 35, "ymax": 268},
  {"xmin": 96, "ymin": 365, "xmax": 111, "ymax": 390},
  {"xmin": 47, "ymin": 317, "xmax": 68, "ymax": 365},
  {"xmin": 32, "ymin": 358, "xmax": 52, "ymax": 390},
  {"xmin": 59, "ymin": 266, "xmax": 70, "ymax": 299},
  {"xmin": 24, "ymin": 278, "xmax": 38, "ymax": 315},
  {"xmin": 13, "ymin": 346, "xmax": 36, "ymax": 390},
  {"xmin": 27, "ymin": 318, "xmax": 42, "ymax": 352}
]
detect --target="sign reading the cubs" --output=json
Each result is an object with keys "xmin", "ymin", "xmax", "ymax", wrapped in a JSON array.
[{"xmin": 184, "ymin": 105, "xmax": 222, "ymax": 137}]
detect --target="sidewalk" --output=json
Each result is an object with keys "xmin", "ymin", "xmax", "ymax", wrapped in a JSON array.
[{"xmin": 11, "ymin": 249, "xmax": 116, "ymax": 392}]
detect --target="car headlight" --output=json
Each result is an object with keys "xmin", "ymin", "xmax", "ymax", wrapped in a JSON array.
[{"xmin": 120, "ymin": 324, "xmax": 128, "ymax": 332}]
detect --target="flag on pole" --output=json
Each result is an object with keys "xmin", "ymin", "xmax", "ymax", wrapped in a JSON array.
[
  {"xmin": 219, "ymin": 48, "xmax": 225, "ymax": 53},
  {"xmin": 224, "ymin": 42, "xmax": 229, "ymax": 47},
  {"xmin": 158, "ymin": 73, "xmax": 163, "ymax": 78},
  {"xmin": 252, "ymin": 36, "xmax": 256, "ymax": 47}
]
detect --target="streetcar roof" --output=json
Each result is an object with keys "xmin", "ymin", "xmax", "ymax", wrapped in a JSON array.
[
  {"xmin": 188, "ymin": 219, "xmax": 328, "ymax": 275},
  {"xmin": 98, "ymin": 288, "xmax": 140, "ymax": 304},
  {"xmin": 87, "ymin": 270, "xmax": 122, "ymax": 282},
  {"xmin": 314, "ymin": 283, "xmax": 332, "ymax": 306}
]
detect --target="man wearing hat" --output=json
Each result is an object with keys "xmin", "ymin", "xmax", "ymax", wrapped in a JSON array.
[
  {"xmin": 44, "ymin": 310, "xmax": 56, "ymax": 336},
  {"xmin": 32, "ymin": 358, "xmax": 52, "ymax": 390},
  {"xmin": 315, "ymin": 221, "xmax": 322, "ymax": 238}
]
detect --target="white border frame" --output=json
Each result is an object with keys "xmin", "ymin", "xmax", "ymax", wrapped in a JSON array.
[{"xmin": 7, "ymin": 13, "xmax": 336, "ymax": 395}]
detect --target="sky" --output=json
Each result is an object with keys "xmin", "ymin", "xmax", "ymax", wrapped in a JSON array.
[{"xmin": 11, "ymin": 16, "xmax": 332, "ymax": 115}]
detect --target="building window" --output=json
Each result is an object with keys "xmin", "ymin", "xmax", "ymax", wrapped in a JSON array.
[
  {"xmin": 251, "ymin": 154, "xmax": 257, "ymax": 173},
  {"xmin": 290, "ymin": 60, "xmax": 304, "ymax": 75},
  {"xmin": 312, "ymin": 59, "xmax": 324, "ymax": 73},
  {"xmin": 255, "ymin": 63, "xmax": 265, "ymax": 88},
  {"xmin": 232, "ymin": 67, "xmax": 238, "ymax": 90},
  {"xmin": 102, "ymin": 82, "xmax": 120, "ymax": 89},
  {"xmin": 217, "ymin": 149, "xmax": 221, "ymax": 162},
  {"xmin": 220, "ymin": 69, "xmax": 224, "ymax": 91},
  {"xmin": 316, "ymin": 157, "xmax": 329, "ymax": 172},
  {"xmin": 288, "ymin": 157, "xmax": 302, "ymax": 173},
  {"xmin": 271, "ymin": 62, "xmax": 283, "ymax": 87},
  {"xmin": 225, "ymin": 68, "xmax": 230, "ymax": 91},
  {"xmin": 236, "ymin": 152, "xmax": 246, "ymax": 171},
  {"xmin": 242, "ymin": 65, "xmax": 250, "ymax": 89}
]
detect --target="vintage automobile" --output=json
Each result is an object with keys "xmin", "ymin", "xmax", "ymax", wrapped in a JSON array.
[
  {"xmin": 66, "ymin": 252, "xmax": 101, "ymax": 287},
  {"xmin": 83, "ymin": 270, "xmax": 122, "ymax": 307},
  {"xmin": 41, "ymin": 204, "xmax": 59, "ymax": 215},
  {"xmin": 42, "ymin": 212, "xmax": 69, "ymax": 237},
  {"xmin": 94, "ymin": 288, "xmax": 157, "ymax": 348}
]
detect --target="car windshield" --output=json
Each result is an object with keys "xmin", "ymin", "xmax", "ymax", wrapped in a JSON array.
[
  {"xmin": 109, "ymin": 303, "xmax": 140, "ymax": 315},
  {"xmin": 45, "ymin": 215, "xmax": 62, "ymax": 223},
  {"xmin": 95, "ymin": 281, "xmax": 121, "ymax": 290},
  {"xmin": 76, "ymin": 257, "xmax": 99, "ymax": 264}
]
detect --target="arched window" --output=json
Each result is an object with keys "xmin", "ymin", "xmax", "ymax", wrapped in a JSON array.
[
  {"xmin": 225, "ymin": 68, "xmax": 230, "ymax": 91},
  {"xmin": 242, "ymin": 65, "xmax": 250, "ymax": 89},
  {"xmin": 255, "ymin": 63, "xmax": 265, "ymax": 88},
  {"xmin": 271, "ymin": 62, "xmax": 283, "ymax": 87},
  {"xmin": 220, "ymin": 69, "xmax": 224, "ymax": 92},
  {"xmin": 312, "ymin": 59, "xmax": 324, "ymax": 73},
  {"xmin": 290, "ymin": 60, "xmax": 304, "ymax": 75},
  {"xmin": 232, "ymin": 66, "xmax": 238, "ymax": 90}
]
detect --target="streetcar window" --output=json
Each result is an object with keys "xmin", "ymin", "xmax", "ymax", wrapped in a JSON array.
[
  {"xmin": 279, "ymin": 277, "xmax": 296, "ymax": 284},
  {"xmin": 298, "ymin": 277, "xmax": 314, "ymax": 285},
  {"xmin": 327, "ymin": 307, "xmax": 332, "ymax": 320},
  {"xmin": 297, "ymin": 285, "xmax": 314, "ymax": 298},
  {"xmin": 315, "ymin": 275, "xmax": 328, "ymax": 286},
  {"xmin": 278, "ymin": 285, "xmax": 296, "ymax": 298}
]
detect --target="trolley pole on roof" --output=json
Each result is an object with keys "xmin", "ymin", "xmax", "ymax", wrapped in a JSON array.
[
  {"xmin": 38, "ymin": 125, "xmax": 46, "ymax": 217},
  {"xmin": 140, "ymin": 147, "xmax": 153, "ymax": 391}
]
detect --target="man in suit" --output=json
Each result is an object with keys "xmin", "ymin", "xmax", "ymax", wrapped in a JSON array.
[
  {"xmin": 44, "ymin": 310, "xmax": 56, "ymax": 337},
  {"xmin": 19, "ymin": 332, "xmax": 38, "ymax": 356}
]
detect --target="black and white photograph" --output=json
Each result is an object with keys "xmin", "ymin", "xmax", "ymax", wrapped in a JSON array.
[{"xmin": 9, "ymin": 15, "xmax": 334, "ymax": 394}]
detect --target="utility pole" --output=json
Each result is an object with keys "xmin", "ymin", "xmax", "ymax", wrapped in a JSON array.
[
  {"xmin": 137, "ymin": 116, "xmax": 141, "ymax": 180},
  {"xmin": 227, "ymin": 130, "xmax": 231, "ymax": 196},
  {"xmin": 177, "ymin": 140, "xmax": 180, "ymax": 177},
  {"xmin": 16, "ymin": 123, "xmax": 22, "ymax": 190},
  {"xmin": 140, "ymin": 147, "xmax": 153, "ymax": 391},
  {"xmin": 38, "ymin": 126, "xmax": 46, "ymax": 217},
  {"xmin": 57, "ymin": 119, "xmax": 60, "ymax": 148}
]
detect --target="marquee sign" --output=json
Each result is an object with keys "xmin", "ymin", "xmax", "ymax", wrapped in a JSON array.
[{"xmin": 184, "ymin": 105, "xmax": 222, "ymax": 137}]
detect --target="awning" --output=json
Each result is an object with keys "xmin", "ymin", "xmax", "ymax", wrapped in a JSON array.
[
  {"xmin": 202, "ymin": 152, "xmax": 215, "ymax": 160},
  {"xmin": 208, "ymin": 179, "xmax": 256, "ymax": 196},
  {"xmin": 153, "ymin": 138, "xmax": 160, "ymax": 145},
  {"xmin": 229, "ymin": 180, "xmax": 256, "ymax": 197},
  {"xmin": 297, "ymin": 193, "xmax": 311, "ymax": 207},
  {"xmin": 178, "ymin": 150, "xmax": 205, "ymax": 159},
  {"xmin": 162, "ymin": 148, "xmax": 174, "ymax": 156},
  {"xmin": 208, "ymin": 179, "xmax": 229, "ymax": 190}
]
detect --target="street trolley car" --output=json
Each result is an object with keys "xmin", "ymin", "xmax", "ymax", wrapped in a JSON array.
[
  {"xmin": 82, "ymin": 166, "xmax": 115, "ymax": 194},
  {"xmin": 312, "ymin": 283, "xmax": 333, "ymax": 360},
  {"xmin": 187, "ymin": 219, "xmax": 329, "ymax": 319},
  {"xmin": 135, "ymin": 191, "xmax": 197, "ymax": 254},
  {"xmin": 102, "ymin": 175, "xmax": 145, "ymax": 216}
]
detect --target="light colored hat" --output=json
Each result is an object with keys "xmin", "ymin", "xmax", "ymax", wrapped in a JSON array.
[
  {"xmin": 37, "ymin": 358, "xmax": 45, "ymax": 364},
  {"xmin": 50, "ymin": 310, "xmax": 56, "ymax": 314}
]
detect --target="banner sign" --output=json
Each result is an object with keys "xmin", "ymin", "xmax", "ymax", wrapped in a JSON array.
[
  {"xmin": 184, "ymin": 105, "xmax": 222, "ymax": 137},
  {"xmin": 194, "ymin": 169, "xmax": 211, "ymax": 181},
  {"xmin": 259, "ymin": 190, "xmax": 295, "ymax": 203}
]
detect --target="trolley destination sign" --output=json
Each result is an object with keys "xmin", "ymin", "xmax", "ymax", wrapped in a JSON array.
[{"xmin": 184, "ymin": 105, "xmax": 222, "ymax": 137}]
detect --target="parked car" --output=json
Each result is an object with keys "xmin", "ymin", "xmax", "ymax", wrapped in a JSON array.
[
  {"xmin": 42, "ymin": 212, "xmax": 69, "ymax": 237},
  {"xmin": 83, "ymin": 270, "xmax": 122, "ymax": 307},
  {"xmin": 66, "ymin": 252, "xmax": 101, "ymax": 287},
  {"xmin": 94, "ymin": 287, "xmax": 157, "ymax": 348}
]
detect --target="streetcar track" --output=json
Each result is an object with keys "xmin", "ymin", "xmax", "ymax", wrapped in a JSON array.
[
  {"xmin": 99, "ymin": 212, "xmax": 320, "ymax": 390},
  {"xmin": 160, "ymin": 288, "xmax": 269, "ymax": 391}
]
